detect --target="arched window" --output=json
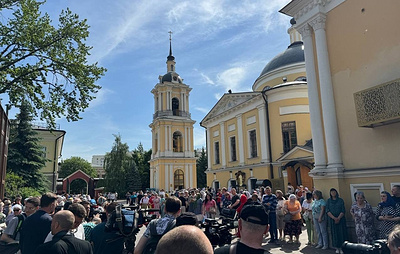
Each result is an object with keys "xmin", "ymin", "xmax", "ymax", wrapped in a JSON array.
[
  {"xmin": 174, "ymin": 169, "xmax": 184, "ymax": 190},
  {"xmin": 171, "ymin": 64, "xmax": 174, "ymax": 72},
  {"xmin": 295, "ymin": 76, "xmax": 307, "ymax": 82},
  {"xmin": 295, "ymin": 166, "xmax": 302, "ymax": 186},
  {"xmin": 172, "ymin": 98, "xmax": 179, "ymax": 115},
  {"xmin": 173, "ymin": 131, "xmax": 183, "ymax": 152}
]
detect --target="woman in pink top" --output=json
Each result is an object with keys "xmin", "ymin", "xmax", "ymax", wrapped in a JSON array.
[{"xmin": 202, "ymin": 192, "xmax": 217, "ymax": 219}]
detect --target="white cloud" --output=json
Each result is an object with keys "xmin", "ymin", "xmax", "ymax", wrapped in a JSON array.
[
  {"xmin": 216, "ymin": 67, "xmax": 247, "ymax": 93},
  {"xmin": 88, "ymin": 87, "xmax": 114, "ymax": 109},
  {"xmin": 200, "ymin": 73, "xmax": 215, "ymax": 85},
  {"xmin": 194, "ymin": 107, "xmax": 210, "ymax": 114}
]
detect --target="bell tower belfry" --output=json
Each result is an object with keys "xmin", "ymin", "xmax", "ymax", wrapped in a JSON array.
[{"xmin": 149, "ymin": 33, "xmax": 197, "ymax": 191}]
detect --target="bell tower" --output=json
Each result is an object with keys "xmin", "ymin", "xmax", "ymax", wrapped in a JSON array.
[{"xmin": 149, "ymin": 33, "xmax": 197, "ymax": 191}]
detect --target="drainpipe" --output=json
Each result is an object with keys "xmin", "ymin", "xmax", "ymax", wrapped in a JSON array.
[
  {"xmin": 53, "ymin": 131, "xmax": 66, "ymax": 192},
  {"xmin": 261, "ymin": 87, "xmax": 274, "ymax": 179}
]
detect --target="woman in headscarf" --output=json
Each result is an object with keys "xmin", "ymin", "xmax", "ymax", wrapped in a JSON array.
[
  {"xmin": 283, "ymin": 194, "xmax": 302, "ymax": 244},
  {"xmin": 375, "ymin": 191, "xmax": 400, "ymax": 239},
  {"xmin": 350, "ymin": 191, "xmax": 375, "ymax": 244},
  {"xmin": 326, "ymin": 188, "xmax": 347, "ymax": 254}
]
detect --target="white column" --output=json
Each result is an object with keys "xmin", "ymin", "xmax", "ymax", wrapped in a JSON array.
[
  {"xmin": 188, "ymin": 127, "xmax": 192, "ymax": 153},
  {"xmin": 180, "ymin": 92, "xmax": 184, "ymax": 111},
  {"xmin": 150, "ymin": 167, "xmax": 154, "ymax": 188},
  {"xmin": 298, "ymin": 24, "xmax": 327, "ymax": 169},
  {"xmin": 169, "ymin": 165, "xmax": 174, "ymax": 191},
  {"xmin": 184, "ymin": 127, "xmax": 188, "ymax": 152},
  {"xmin": 236, "ymin": 115, "xmax": 245, "ymax": 165},
  {"xmin": 310, "ymin": 14, "xmax": 343, "ymax": 169},
  {"xmin": 206, "ymin": 129, "xmax": 212, "ymax": 170},
  {"xmin": 220, "ymin": 122, "xmax": 226, "ymax": 167},
  {"xmin": 154, "ymin": 95, "xmax": 157, "ymax": 113},
  {"xmin": 169, "ymin": 126, "xmax": 172, "ymax": 151},
  {"xmin": 186, "ymin": 95, "xmax": 189, "ymax": 112},
  {"xmin": 189, "ymin": 164, "xmax": 194, "ymax": 187},
  {"xmin": 165, "ymin": 165, "xmax": 169, "ymax": 191},
  {"xmin": 157, "ymin": 127, "xmax": 161, "ymax": 155},
  {"xmin": 158, "ymin": 93, "xmax": 162, "ymax": 111},
  {"xmin": 160, "ymin": 92, "xmax": 163, "ymax": 111},
  {"xmin": 185, "ymin": 164, "xmax": 189, "ymax": 188},
  {"xmin": 156, "ymin": 166, "xmax": 160, "ymax": 189},
  {"xmin": 164, "ymin": 126, "xmax": 168, "ymax": 151},
  {"xmin": 257, "ymin": 105, "xmax": 270, "ymax": 162}
]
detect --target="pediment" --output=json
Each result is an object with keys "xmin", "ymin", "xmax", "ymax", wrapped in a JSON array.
[
  {"xmin": 201, "ymin": 92, "xmax": 259, "ymax": 125},
  {"xmin": 277, "ymin": 146, "xmax": 314, "ymax": 162}
]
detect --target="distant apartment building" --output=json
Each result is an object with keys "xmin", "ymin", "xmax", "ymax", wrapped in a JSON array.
[{"xmin": 91, "ymin": 155, "xmax": 105, "ymax": 178}]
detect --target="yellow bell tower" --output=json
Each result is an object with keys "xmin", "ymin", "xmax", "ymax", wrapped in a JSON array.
[{"xmin": 149, "ymin": 33, "xmax": 197, "ymax": 191}]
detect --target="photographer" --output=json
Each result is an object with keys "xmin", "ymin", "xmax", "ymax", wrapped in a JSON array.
[
  {"xmin": 90, "ymin": 202, "xmax": 124, "ymax": 254},
  {"xmin": 134, "ymin": 196, "xmax": 181, "ymax": 254},
  {"xmin": 215, "ymin": 201, "xmax": 268, "ymax": 254}
]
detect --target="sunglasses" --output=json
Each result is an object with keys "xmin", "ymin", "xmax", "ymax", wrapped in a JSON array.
[{"xmin": 13, "ymin": 209, "xmax": 21, "ymax": 212}]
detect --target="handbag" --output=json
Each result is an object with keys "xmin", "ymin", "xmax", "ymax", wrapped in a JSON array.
[
  {"xmin": 283, "ymin": 213, "xmax": 292, "ymax": 223},
  {"xmin": 209, "ymin": 207, "xmax": 217, "ymax": 214}
]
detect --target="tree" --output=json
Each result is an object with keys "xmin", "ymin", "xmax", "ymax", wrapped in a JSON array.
[
  {"xmin": 7, "ymin": 100, "xmax": 48, "ymax": 191},
  {"xmin": 5, "ymin": 172, "xmax": 41, "ymax": 199},
  {"xmin": 59, "ymin": 156, "xmax": 97, "ymax": 194},
  {"xmin": 104, "ymin": 134, "xmax": 131, "ymax": 194},
  {"xmin": 59, "ymin": 156, "xmax": 97, "ymax": 178},
  {"xmin": 0, "ymin": 0, "xmax": 106, "ymax": 128},
  {"xmin": 126, "ymin": 161, "xmax": 141, "ymax": 192},
  {"xmin": 196, "ymin": 147, "xmax": 207, "ymax": 188},
  {"xmin": 132, "ymin": 143, "xmax": 151, "ymax": 190}
]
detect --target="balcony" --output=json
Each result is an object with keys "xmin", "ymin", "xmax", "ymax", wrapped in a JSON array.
[{"xmin": 153, "ymin": 110, "xmax": 191, "ymax": 119}]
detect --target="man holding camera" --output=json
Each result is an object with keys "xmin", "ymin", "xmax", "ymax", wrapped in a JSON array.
[
  {"xmin": 215, "ymin": 201, "xmax": 269, "ymax": 254},
  {"xmin": 134, "ymin": 196, "xmax": 182, "ymax": 254}
]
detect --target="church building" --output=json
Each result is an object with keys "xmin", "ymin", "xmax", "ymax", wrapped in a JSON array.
[
  {"xmin": 200, "ymin": 22, "xmax": 314, "ymax": 192},
  {"xmin": 149, "ymin": 37, "xmax": 197, "ymax": 191}
]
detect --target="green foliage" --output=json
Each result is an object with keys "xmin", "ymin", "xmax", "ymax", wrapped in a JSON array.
[
  {"xmin": 59, "ymin": 156, "xmax": 97, "ymax": 178},
  {"xmin": 196, "ymin": 147, "xmax": 207, "ymax": 188},
  {"xmin": 69, "ymin": 178, "xmax": 87, "ymax": 194},
  {"xmin": 0, "ymin": 0, "xmax": 106, "ymax": 128},
  {"xmin": 4, "ymin": 172, "xmax": 40, "ymax": 199},
  {"xmin": 126, "ymin": 161, "xmax": 142, "ymax": 192},
  {"xmin": 104, "ymin": 134, "xmax": 131, "ymax": 194},
  {"xmin": 132, "ymin": 143, "xmax": 151, "ymax": 190},
  {"xmin": 7, "ymin": 101, "xmax": 49, "ymax": 192}
]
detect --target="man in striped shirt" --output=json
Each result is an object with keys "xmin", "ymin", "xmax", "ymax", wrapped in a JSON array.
[{"xmin": 262, "ymin": 186, "xmax": 278, "ymax": 244}]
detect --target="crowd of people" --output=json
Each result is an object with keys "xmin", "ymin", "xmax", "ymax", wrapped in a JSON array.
[{"xmin": 0, "ymin": 184, "xmax": 399, "ymax": 254}]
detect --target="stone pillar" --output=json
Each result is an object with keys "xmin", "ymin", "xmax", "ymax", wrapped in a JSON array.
[
  {"xmin": 257, "ymin": 105, "xmax": 270, "ymax": 162},
  {"xmin": 185, "ymin": 164, "xmax": 189, "ymax": 188},
  {"xmin": 310, "ymin": 14, "xmax": 343, "ymax": 170},
  {"xmin": 236, "ymin": 115, "xmax": 245, "ymax": 165},
  {"xmin": 297, "ymin": 23, "xmax": 327, "ymax": 170},
  {"xmin": 165, "ymin": 165, "xmax": 169, "ymax": 191},
  {"xmin": 220, "ymin": 122, "xmax": 226, "ymax": 167},
  {"xmin": 207, "ymin": 129, "xmax": 212, "ymax": 170}
]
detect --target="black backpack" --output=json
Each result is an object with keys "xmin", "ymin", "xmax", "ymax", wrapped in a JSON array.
[{"xmin": 142, "ymin": 219, "xmax": 176, "ymax": 254}]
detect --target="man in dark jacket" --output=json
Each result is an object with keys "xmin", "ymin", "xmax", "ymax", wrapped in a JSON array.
[{"xmin": 35, "ymin": 210, "xmax": 92, "ymax": 254}]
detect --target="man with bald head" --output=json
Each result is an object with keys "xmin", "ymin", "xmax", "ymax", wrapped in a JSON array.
[
  {"xmin": 35, "ymin": 210, "xmax": 92, "ymax": 254},
  {"xmin": 155, "ymin": 225, "xmax": 213, "ymax": 254}
]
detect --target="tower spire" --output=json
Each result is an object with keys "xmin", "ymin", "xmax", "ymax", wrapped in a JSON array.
[{"xmin": 167, "ymin": 31, "xmax": 175, "ymax": 61}]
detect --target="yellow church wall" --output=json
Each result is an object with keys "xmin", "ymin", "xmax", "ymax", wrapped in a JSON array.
[
  {"xmin": 268, "ymin": 98, "xmax": 311, "ymax": 161},
  {"xmin": 324, "ymin": 0, "xmax": 400, "ymax": 169},
  {"xmin": 242, "ymin": 109, "xmax": 261, "ymax": 165},
  {"xmin": 254, "ymin": 72, "xmax": 308, "ymax": 92}
]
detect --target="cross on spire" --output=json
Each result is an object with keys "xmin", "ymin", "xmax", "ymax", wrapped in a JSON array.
[{"xmin": 167, "ymin": 31, "xmax": 175, "ymax": 61}]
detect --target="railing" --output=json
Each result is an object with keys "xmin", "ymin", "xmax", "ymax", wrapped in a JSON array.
[{"xmin": 153, "ymin": 110, "xmax": 191, "ymax": 119}]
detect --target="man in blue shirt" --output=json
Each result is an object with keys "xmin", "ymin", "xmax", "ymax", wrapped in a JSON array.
[{"xmin": 262, "ymin": 186, "xmax": 278, "ymax": 244}]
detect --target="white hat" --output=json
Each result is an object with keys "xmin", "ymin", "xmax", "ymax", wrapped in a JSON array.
[{"xmin": 12, "ymin": 204, "xmax": 22, "ymax": 211}]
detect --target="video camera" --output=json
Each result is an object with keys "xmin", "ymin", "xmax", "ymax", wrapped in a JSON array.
[
  {"xmin": 104, "ymin": 204, "xmax": 159, "ymax": 253},
  {"xmin": 201, "ymin": 218, "xmax": 237, "ymax": 248},
  {"xmin": 342, "ymin": 240, "xmax": 390, "ymax": 254}
]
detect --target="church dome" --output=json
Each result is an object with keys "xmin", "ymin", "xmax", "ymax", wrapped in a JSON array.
[
  {"xmin": 161, "ymin": 72, "xmax": 182, "ymax": 84},
  {"xmin": 259, "ymin": 41, "xmax": 304, "ymax": 77}
]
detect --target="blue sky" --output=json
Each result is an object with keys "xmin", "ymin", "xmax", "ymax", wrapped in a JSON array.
[{"xmin": 10, "ymin": 0, "xmax": 293, "ymax": 162}]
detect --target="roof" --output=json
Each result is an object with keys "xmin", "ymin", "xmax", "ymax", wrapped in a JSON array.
[
  {"xmin": 259, "ymin": 41, "xmax": 304, "ymax": 77},
  {"xmin": 161, "ymin": 72, "xmax": 183, "ymax": 83}
]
